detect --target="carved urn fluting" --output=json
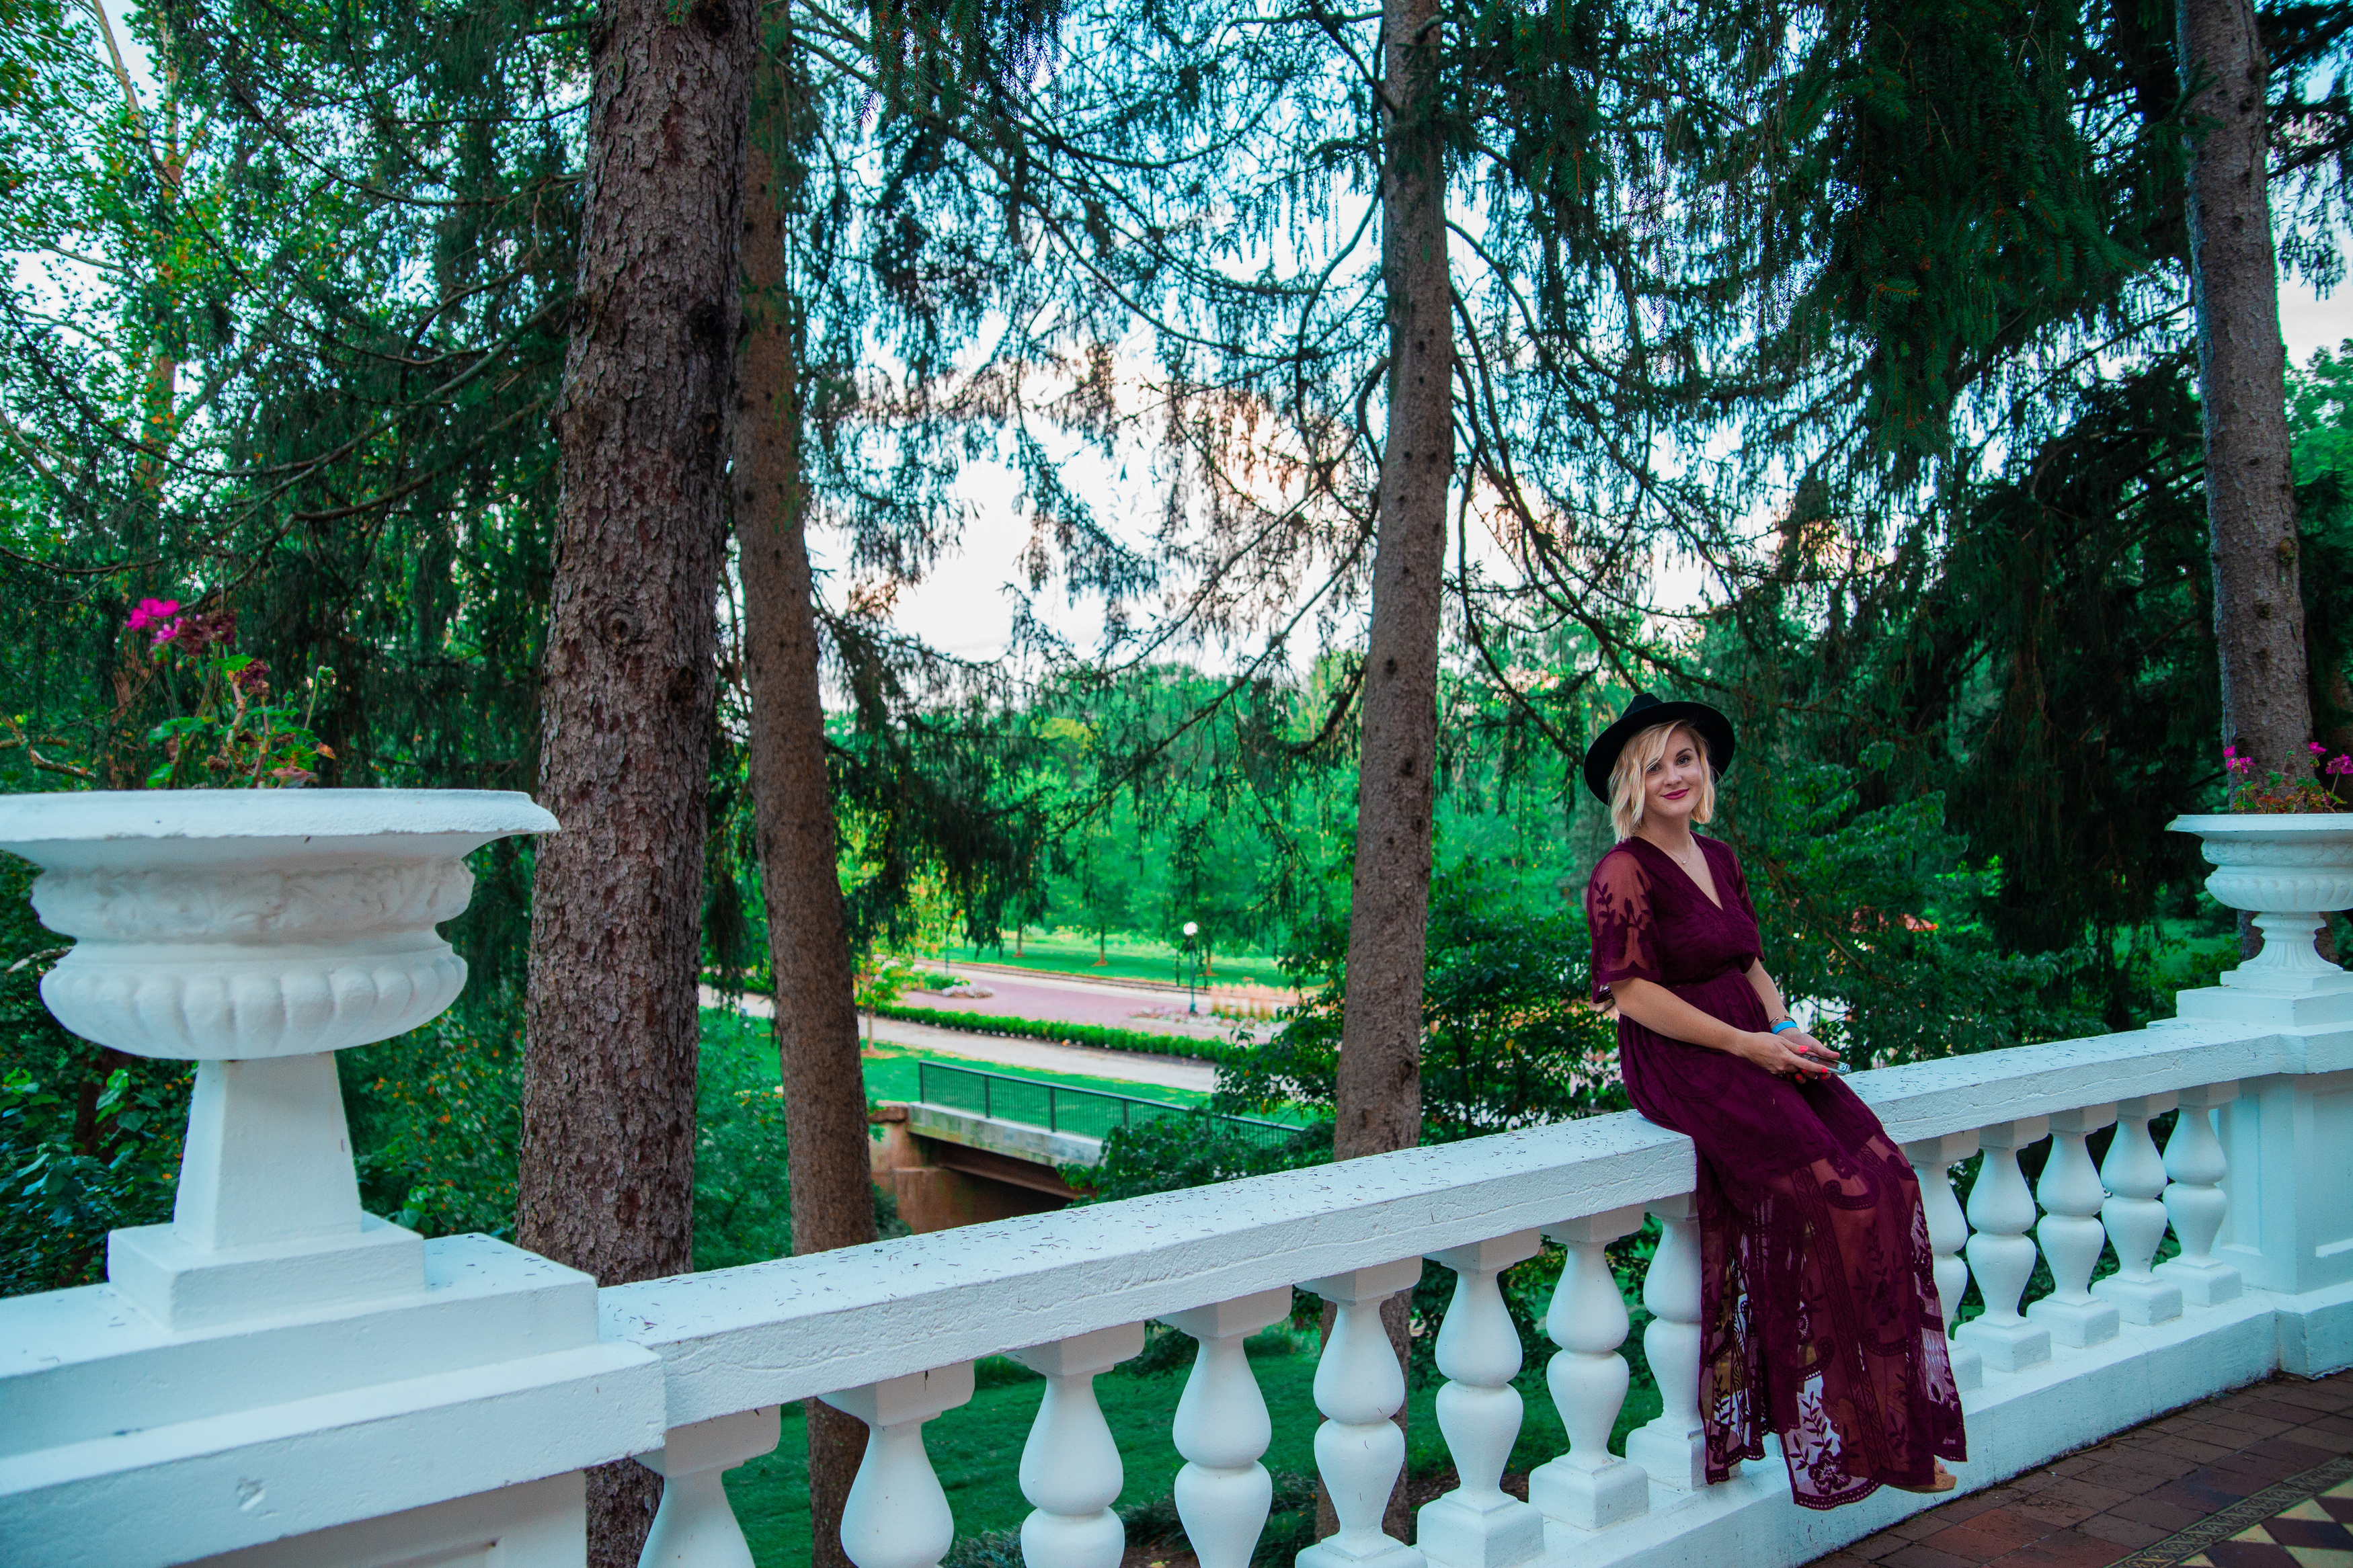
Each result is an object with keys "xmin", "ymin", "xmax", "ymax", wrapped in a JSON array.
[
  {"xmin": 2167, "ymin": 813, "xmax": 2353, "ymax": 1024},
  {"xmin": 0, "ymin": 789, "xmax": 557, "ymax": 1328}
]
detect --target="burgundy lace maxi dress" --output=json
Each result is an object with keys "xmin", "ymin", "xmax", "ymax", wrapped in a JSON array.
[{"xmin": 1585, "ymin": 835, "xmax": 1966, "ymax": 1508}]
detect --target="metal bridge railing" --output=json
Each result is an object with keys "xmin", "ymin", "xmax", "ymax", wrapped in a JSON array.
[{"xmin": 914, "ymin": 1059, "xmax": 1304, "ymax": 1148}]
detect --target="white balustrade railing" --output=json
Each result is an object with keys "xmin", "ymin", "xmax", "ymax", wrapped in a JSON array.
[
  {"xmin": 588, "ymin": 1020, "xmax": 2353, "ymax": 1568},
  {"xmin": 5, "ymin": 793, "xmax": 2353, "ymax": 1568}
]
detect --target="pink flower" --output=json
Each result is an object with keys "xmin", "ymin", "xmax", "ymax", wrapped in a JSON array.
[
  {"xmin": 2314, "ymin": 742, "xmax": 2329, "ymax": 756},
  {"xmin": 126, "ymin": 597, "xmax": 183, "ymax": 644}
]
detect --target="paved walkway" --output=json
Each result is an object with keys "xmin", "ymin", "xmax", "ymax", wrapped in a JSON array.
[
  {"xmin": 703, "ymin": 987, "xmax": 1220, "ymax": 1094},
  {"xmin": 1819, "ymin": 1371, "xmax": 2353, "ymax": 1568}
]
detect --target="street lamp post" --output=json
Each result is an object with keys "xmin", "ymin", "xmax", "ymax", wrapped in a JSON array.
[{"xmin": 1182, "ymin": 921, "xmax": 1200, "ymax": 1014}]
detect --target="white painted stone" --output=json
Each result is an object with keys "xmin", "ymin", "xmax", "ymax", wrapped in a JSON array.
[
  {"xmin": 2093, "ymin": 1096, "xmax": 2182, "ymax": 1325},
  {"xmin": 1905, "ymin": 1133, "xmax": 1981, "ymax": 1393},
  {"xmin": 1166, "ymin": 1289, "xmax": 1292, "ymax": 1568},
  {"xmin": 1622, "ymin": 1196, "xmax": 1710, "ymax": 1487},
  {"xmin": 1010, "ymin": 1325, "xmax": 1146, "ymax": 1568},
  {"xmin": 824, "ymin": 1365, "xmax": 977, "ymax": 1568},
  {"xmin": 2028, "ymin": 1106, "xmax": 2121, "ymax": 1349},
  {"xmin": 638, "ymin": 1406, "xmax": 782, "ymax": 1568},
  {"xmin": 186, "ymin": 1471, "xmax": 586, "ymax": 1567},
  {"xmin": 604, "ymin": 1029, "xmax": 2321, "ymax": 1424},
  {"xmin": 1420, "ymin": 1232, "xmax": 1546, "ymax": 1568},
  {"xmin": 1529, "ymin": 1207, "xmax": 1647, "ymax": 1532},
  {"xmin": 2159, "ymin": 1083, "xmax": 2243, "ymax": 1306},
  {"xmin": 0, "ymin": 788, "xmax": 556, "ymax": 1332},
  {"xmin": 1300, "ymin": 1261, "xmax": 1425, "ymax": 1568},
  {"xmin": 1958, "ymin": 1119, "xmax": 2052, "ymax": 1372}
]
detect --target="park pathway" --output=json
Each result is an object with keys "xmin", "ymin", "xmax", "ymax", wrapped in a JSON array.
[
  {"xmin": 701, "ymin": 987, "xmax": 1220, "ymax": 1094},
  {"xmin": 1811, "ymin": 1370, "xmax": 2353, "ymax": 1568}
]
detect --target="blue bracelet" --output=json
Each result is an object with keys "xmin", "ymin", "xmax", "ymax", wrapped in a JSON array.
[{"xmin": 1771, "ymin": 1020, "xmax": 1799, "ymax": 1034}]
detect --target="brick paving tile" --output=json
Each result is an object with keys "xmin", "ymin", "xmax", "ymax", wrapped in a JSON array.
[
  {"xmin": 1930, "ymin": 1496, "xmax": 2004, "ymax": 1526},
  {"xmin": 2197, "ymin": 1456, "xmax": 2306, "ymax": 1491},
  {"xmin": 2203, "ymin": 1412, "xmax": 2295, "ymax": 1439},
  {"xmin": 2288, "ymin": 1416, "xmax": 2353, "ymax": 1444},
  {"xmin": 2040, "ymin": 1479, "xmax": 2134, "ymax": 1512},
  {"xmin": 1924, "ymin": 1510, "xmax": 2053, "ymax": 1557},
  {"xmin": 2083, "ymin": 1460, "xmax": 2190, "ymax": 1491},
  {"xmin": 1982, "ymin": 1530, "xmax": 2125, "ymax": 1568},
  {"xmin": 2051, "ymin": 1456, "xmax": 2105, "ymax": 1479},
  {"xmin": 1851, "ymin": 1532, "xmax": 1911, "ymax": 1561},
  {"xmin": 2006, "ymin": 1497, "xmax": 2098, "ymax": 1530},
  {"xmin": 1883, "ymin": 1544, "xmax": 1984, "ymax": 1568},
  {"xmin": 2149, "ymin": 1479, "xmax": 2252, "ymax": 1512},
  {"xmin": 2141, "ymin": 1435, "xmax": 2240, "ymax": 1464},
  {"xmin": 2238, "ymin": 1400, "xmax": 2325, "ymax": 1425},
  {"xmin": 2108, "ymin": 1495, "xmax": 2208, "ymax": 1531},
  {"xmin": 2241, "ymin": 1436, "xmax": 2339, "ymax": 1466},
  {"xmin": 2266, "ymin": 1383, "xmax": 2346, "ymax": 1412},
  {"xmin": 2073, "ymin": 1516, "xmax": 2168, "ymax": 1550},
  {"xmin": 1889, "ymin": 1515, "xmax": 1952, "ymax": 1542}
]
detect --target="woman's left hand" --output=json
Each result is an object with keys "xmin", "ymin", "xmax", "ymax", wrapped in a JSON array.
[{"xmin": 1777, "ymin": 1028, "xmax": 1841, "ymax": 1079}]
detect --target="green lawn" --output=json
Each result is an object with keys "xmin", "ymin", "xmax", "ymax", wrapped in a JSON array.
[{"xmin": 723, "ymin": 1331, "xmax": 1646, "ymax": 1568}]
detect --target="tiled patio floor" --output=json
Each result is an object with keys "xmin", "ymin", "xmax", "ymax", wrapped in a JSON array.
[{"xmin": 1816, "ymin": 1371, "xmax": 2353, "ymax": 1568}]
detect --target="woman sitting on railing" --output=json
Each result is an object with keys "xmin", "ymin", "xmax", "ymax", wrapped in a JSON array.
[{"xmin": 1581, "ymin": 694, "xmax": 1967, "ymax": 1508}]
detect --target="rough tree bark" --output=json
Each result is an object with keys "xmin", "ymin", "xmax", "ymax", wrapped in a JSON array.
[
  {"xmin": 1326, "ymin": 0, "xmax": 1451, "ymax": 1538},
  {"xmin": 516, "ymin": 0, "xmax": 755, "ymax": 1561},
  {"xmin": 2178, "ymin": 0, "xmax": 2310, "ymax": 958},
  {"xmin": 2180, "ymin": 0, "xmax": 2310, "ymax": 765},
  {"xmin": 733, "ymin": 48, "xmax": 877, "ymax": 1568}
]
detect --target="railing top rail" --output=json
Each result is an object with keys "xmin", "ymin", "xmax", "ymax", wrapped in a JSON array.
[
  {"xmin": 605, "ymin": 1017, "xmax": 2313, "ymax": 1428},
  {"xmin": 912, "ymin": 1058, "xmax": 1306, "ymax": 1134}
]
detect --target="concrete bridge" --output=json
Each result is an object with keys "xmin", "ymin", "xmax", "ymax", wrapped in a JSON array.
[{"xmin": 869, "ymin": 1059, "xmax": 1300, "ymax": 1231}]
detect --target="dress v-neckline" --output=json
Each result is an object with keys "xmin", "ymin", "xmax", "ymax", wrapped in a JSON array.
[{"xmin": 1638, "ymin": 834, "xmax": 1724, "ymax": 913}]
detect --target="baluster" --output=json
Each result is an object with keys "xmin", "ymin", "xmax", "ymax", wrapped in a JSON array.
[
  {"xmin": 2028, "ymin": 1104, "xmax": 2120, "ymax": 1348},
  {"xmin": 1011, "ymin": 1324, "xmax": 1147, "ymax": 1568},
  {"xmin": 638, "ymin": 1406, "xmax": 782, "ymax": 1568},
  {"xmin": 1165, "ymin": 1288, "xmax": 1293, "ymax": 1568},
  {"xmin": 2157, "ymin": 1081, "xmax": 2243, "ymax": 1306},
  {"xmin": 1529, "ymin": 1206, "xmax": 1648, "ymax": 1532},
  {"xmin": 1955, "ymin": 1118, "xmax": 2052, "ymax": 1372},
  {"xmin": 1624, "ymin": 1194, "xmax": 1709, "ymax": 1487},
  {"xmin": 1300, "ymin": 1260, "xmax": 1427, "ymax": 1568},
  {"xmin": 823, "ymin": 1363, "xmax": 977, "ymax": 1568},
  {"xmin": 1903, "ymin": 1134, "xmax": 1981, "ymax": 1395},
  {"xmin": 2092, "ymin": 1095, "xmax": 2184, "ymax": 1325},
  {"xmin": 1419, "ymin": 1232, "xmax": 1546, "ymax": 1568}
]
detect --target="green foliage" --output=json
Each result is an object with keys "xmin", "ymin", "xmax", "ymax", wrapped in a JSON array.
[
  {"xmin": 0, "ymin": 856, "xmax": 190, "ymax": 1294},
  {"xmin": 344, "ymin": 996, "xmax": 528, "ymax": 1240},
  {"xmin": 1224, "ymin": 860, "xmax": 1624, "ymax": 1142}
]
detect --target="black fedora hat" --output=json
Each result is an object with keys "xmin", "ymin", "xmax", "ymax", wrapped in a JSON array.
[{"xmin": 1582, "ymin": 692, "xmax": 1737, "ymax": 802}]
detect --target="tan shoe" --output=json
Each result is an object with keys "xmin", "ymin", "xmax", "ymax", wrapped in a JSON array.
[{"xmin": 1891, "ymin": 1464, "xmax": 1957, "ymax": 1496}]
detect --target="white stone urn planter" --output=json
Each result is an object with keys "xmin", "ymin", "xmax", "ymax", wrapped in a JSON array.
[
  {"xmin": 2168, "ymin": 813, "xmax": 2353, "ymax": 1025},
  {"xmin": 0, "ymin": 788, "xmax": 556, "ymax": 1328}
]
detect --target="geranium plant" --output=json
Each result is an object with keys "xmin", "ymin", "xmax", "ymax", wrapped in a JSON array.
[
  {"xmin": 132, "ymin": 597, "xmax": 336, "ymax": 788},
  {"xmin": 2223, "ymin": 742, "xmax": 2353, "ymax": 813}
]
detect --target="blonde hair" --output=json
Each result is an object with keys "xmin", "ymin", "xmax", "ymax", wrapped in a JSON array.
[{"xmin": 1608, "ymin": 721, "xmax": 1716, "ymax": 840}]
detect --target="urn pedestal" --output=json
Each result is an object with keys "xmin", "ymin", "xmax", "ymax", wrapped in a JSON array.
[
  {"xmin": 0, "ymin": 790, "xmax": 666, "ymax": 1567},
  {"xmin": 2165, "ymin": 814, "xmax": 2353, "ymax": 1028}
]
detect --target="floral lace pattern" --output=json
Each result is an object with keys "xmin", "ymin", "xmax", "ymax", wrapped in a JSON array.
[{"xmin": 1587, "ymin": 835, "xmax": 1967, "ymax": 1508}]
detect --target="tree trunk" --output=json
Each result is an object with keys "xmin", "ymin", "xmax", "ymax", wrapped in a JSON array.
[
  {"xmin": 517, "ymin": 0, "xmax": 755, "ymax": 1561},
  {"xmin": 733, "ymin": 49, "xmax": 879, "ymax": 1568},
  {"xmin": 1325, "ymin": 0, "xmax": 1451, "ymax": 1538},
  {"xmin": 2180, "ymin": 0, "xmax": 2309, "ymax": 777}
]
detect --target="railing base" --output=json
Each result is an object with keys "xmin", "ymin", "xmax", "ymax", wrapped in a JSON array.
[{"xmin": 1525, "ymin": 1283, "xmax": 2329, "ymax": 1568}]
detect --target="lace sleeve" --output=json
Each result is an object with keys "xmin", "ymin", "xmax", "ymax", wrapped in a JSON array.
[{"xmin": 1585, "ymin": 848, "xmax": 1663, "ymax": 1002}]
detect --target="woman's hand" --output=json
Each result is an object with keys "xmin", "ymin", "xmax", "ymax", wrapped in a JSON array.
[{"xmin": 1737, "ymin": 1028, "xmax": 1837, "ymax": 1081}]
